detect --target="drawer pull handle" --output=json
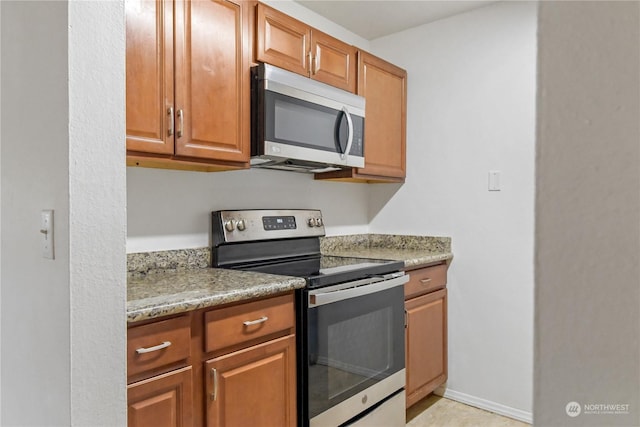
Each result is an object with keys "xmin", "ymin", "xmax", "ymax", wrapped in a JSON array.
[
  {"xmin": 135, "ymin": 341, "xmax": 172, "ymax": 354},
  {"xmin": 243, "ymin": 316, "xmax": 268, "ymax": 326},
  {"xmin": 419, "ymin": 278, "xmax": 432, "ymax": 285}
]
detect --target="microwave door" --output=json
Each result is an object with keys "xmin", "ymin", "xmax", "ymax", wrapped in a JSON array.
[{"xmin": 254, "ymin": 67, "xmax": 365, "ymax": 169}]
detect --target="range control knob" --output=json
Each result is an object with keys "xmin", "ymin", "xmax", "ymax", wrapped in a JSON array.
[
  {"xmin": 236, "ymin": 219, "xmax": 246, "ymax": 231},
  {"xmin": 224, "ymin": 220, "xmax": 235, "ymax": 232},
  {"xmin": 307, "ymin": 217, "xmax": 323, "ymax": 227}
]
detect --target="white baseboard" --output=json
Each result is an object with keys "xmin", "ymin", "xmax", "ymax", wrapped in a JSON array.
[{"xmin": 434, "ymin": 386, "xmax": 533, "ymax": 424}]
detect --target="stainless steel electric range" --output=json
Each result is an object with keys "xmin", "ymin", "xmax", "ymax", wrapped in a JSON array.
[{"xmin": 211, "ymin": 209, "xmax": 407, "ymax": 427}]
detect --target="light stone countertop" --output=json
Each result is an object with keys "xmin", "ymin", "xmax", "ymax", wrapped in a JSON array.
[
  {"xmin": 127, "ymin": 268, "xmax": 305, "ymax": 323},
  {"xmin": 126, "ymin": 234, "xmax": 452, "ymax": 324},
  {"xmin": 320, "ymin": 234, "xmax": 453, "ymax": 269}
]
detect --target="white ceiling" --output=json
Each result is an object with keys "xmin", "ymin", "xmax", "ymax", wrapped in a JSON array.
[{"xmin": 295, "ymin": 0, "xmax": 498, "ymax": 40}]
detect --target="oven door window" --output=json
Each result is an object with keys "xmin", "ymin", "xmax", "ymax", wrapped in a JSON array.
[
  {"xmin": 265, "ymin": 91, "xmax": 364, "ymax": 156},
  {"xmin": 306, "ymin": 285, "xmax": 404, "ymax": 419}
]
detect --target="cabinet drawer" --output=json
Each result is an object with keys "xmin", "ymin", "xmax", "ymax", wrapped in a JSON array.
[
  {"xmin": 405, "ymin": 263, "xmax": 447, "ymax": 299},
  {"xmin": 127, "ymin": 316, "xmax": 191, "ymax": 380},
  {"xmin": 204, "ymin": 294, "xmax": 294, "ymax": 354}
]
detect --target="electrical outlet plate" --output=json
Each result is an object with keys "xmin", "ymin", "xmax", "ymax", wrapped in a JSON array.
[{"xmin": 488, "ymin": 170, "xmax": 501, "ymax": 191}]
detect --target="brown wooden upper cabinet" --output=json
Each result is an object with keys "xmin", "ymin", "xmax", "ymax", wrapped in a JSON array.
[
  {"xmin": 255, "ymin": 3, "xmax": 357, "ymax": 93},
  {"xmin": 316, "ymin": 51, "xmax": 407, "ymax": 183},
  {"xmin": 126, "ymin": 0, "xmax": 251, "ymax": 171}
]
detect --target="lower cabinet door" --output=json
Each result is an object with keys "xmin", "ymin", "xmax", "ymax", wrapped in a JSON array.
[
  {"xmin": 405, "ymin": 288, "xmax": 448, "ymax": 408},
  {"xmin": 128, "ymin": 366, "xmax": 193, "ymax": 427},
  {"xmin": 205, "ymin": 334, "xmax": 296, "ymax": 427}
]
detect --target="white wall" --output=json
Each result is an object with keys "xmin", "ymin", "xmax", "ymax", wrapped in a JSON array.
[
  {"xmin": 534, "ymin": 2, "xmax": 640, "ymax": 426},
  {"xmin": 126, "ymin": 0, "xmax": 371, "ymax": 253},
  {"xmin": 1, "ymin": 2, "xmax": 71, "ymax": 424},
  {"xmin": 1, "ymin": 1, "xmax": 127, "ymax": 425},
  {"xmin": 367, "ymin": 2, "xmax": 537, "ymax": 421},
  {"xmin": 0, "ymin": 2, "xmax": 3, "ymax": 421}
]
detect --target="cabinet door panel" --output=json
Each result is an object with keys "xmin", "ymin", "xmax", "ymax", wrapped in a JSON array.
[
  {"xmin": 205, "ymin": 335, "xmax": 296, "ymax": 427},
  {"xmin": 126, "ymin": 0, "xmax": 174, "ymax": 154},
  {"xmin": 406, "ymin": 289, "xmax": 447, "ymax": 407},
  {"xmin": 174, "ymin": 0, "xmax": 249, "ymax": 162},
  {"xmin": 256, "ymin": 3, "xmax": 310, "ymax": 77},
  {"xmin": 357, "ymin": 52, "xmax": 406, "ymax": 179},
  {"xmin": 128, "ymin": 366, "xmax": 193, "ymax": 427},
  {"xmin": 311, "ymin": 30, "xmax": 356, "ymax": 93},
  {"xmin": 314, "ymin": 51, "xmax": 406, "ymax": 183}
]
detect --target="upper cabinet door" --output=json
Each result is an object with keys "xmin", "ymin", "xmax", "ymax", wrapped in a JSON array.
[
  {"xmin": 126, "ymin": 0, "xmax": 175, "ymax": 155},
  {"xmin": 356, "ymin": 51, "xmax": 407, "ymax": 180},
  {"xmin": 256, "ymin": 3, "xmax": 311, "ymax": 77},
  {"xmin": 174, "ymin": 0, "xmax": 250, "ymax": 162},
  {"xmin": 311, "ymin": 30, "xmax": 356, "ymax": 93},
  {"xmin": 255, "ymin": 3, "xmax": 356, "ymax": 93}
]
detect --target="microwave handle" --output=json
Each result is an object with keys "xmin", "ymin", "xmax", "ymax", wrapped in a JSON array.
[{"xmin": 341, "ymin": 106, "xmax": 354, "ymax": 161}]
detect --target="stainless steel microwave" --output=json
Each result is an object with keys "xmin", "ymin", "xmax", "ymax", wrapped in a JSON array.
[{"xmin": 251, "ymin": 63, "xmax": 365, "ymax": 173}]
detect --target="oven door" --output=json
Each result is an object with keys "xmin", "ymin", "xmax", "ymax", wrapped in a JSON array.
[{"xmin": 303, "ymin": 274, "xmax": 408, "ymax": 427}]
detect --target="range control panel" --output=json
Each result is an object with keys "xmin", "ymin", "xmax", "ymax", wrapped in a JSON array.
[
  {"xmin": 262, "ymin": 215, "xmax": 296, "ymax": 230},
  {"xmin": 212, "ymin": 209, "xmax": 325, "ymax": 246}
]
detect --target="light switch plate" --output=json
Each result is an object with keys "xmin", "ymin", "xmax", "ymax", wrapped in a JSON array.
[{"xmin": 41, "ymin": 209, "xmax": 54, "ymax": 259}]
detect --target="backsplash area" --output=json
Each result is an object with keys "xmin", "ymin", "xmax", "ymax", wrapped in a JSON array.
[
  {"xmin": 320, "ymin": 234, "xmax": 451, "ymax": 253},
  {"xmin": 127, "ymin": 248, "xmax": 210, "ymax": 277},
  {"xmin": 126, "ymin": 167, "xmax": 370, "ymax": 253}
]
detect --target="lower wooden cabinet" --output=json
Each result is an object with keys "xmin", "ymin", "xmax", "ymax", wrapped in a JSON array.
[
  {"xmin": 128, "ymin": 366, "xmax": 194, "ymax": 427},
  {"xmin": 127, "ymin": 292, "xmax": 296, "ymax": 427},
  {"xmin": 205, "ymin": 335, "xmax": 297, "ymax": 427},
  {"xmin": 404, "ymin": 264, "xmax": 448, "ymax": 408}
]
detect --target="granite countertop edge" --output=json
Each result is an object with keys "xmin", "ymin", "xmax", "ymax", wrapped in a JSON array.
[{"xmin": 325, "ymin": 249, "xmax": 453, "ymax": 269}]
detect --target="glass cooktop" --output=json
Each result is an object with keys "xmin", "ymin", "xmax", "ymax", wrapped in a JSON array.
[{"xmin": 233, "ymin": 255, "xmax": 404, "ymax": 289}]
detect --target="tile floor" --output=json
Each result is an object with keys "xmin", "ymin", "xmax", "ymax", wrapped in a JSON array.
[{"xmin": 407, "ymin": 394, "xmax": 531, "ymax": 427}]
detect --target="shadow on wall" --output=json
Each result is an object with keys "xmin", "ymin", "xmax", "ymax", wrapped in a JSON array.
[{"xmin": 368, "ymin": 183, "xmax": 403, "ymax": 224}]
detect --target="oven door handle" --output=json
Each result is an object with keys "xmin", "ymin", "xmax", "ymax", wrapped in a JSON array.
[{"xmin": 308, "ymin": 274, "xmax": 409, "ymax": 307}]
